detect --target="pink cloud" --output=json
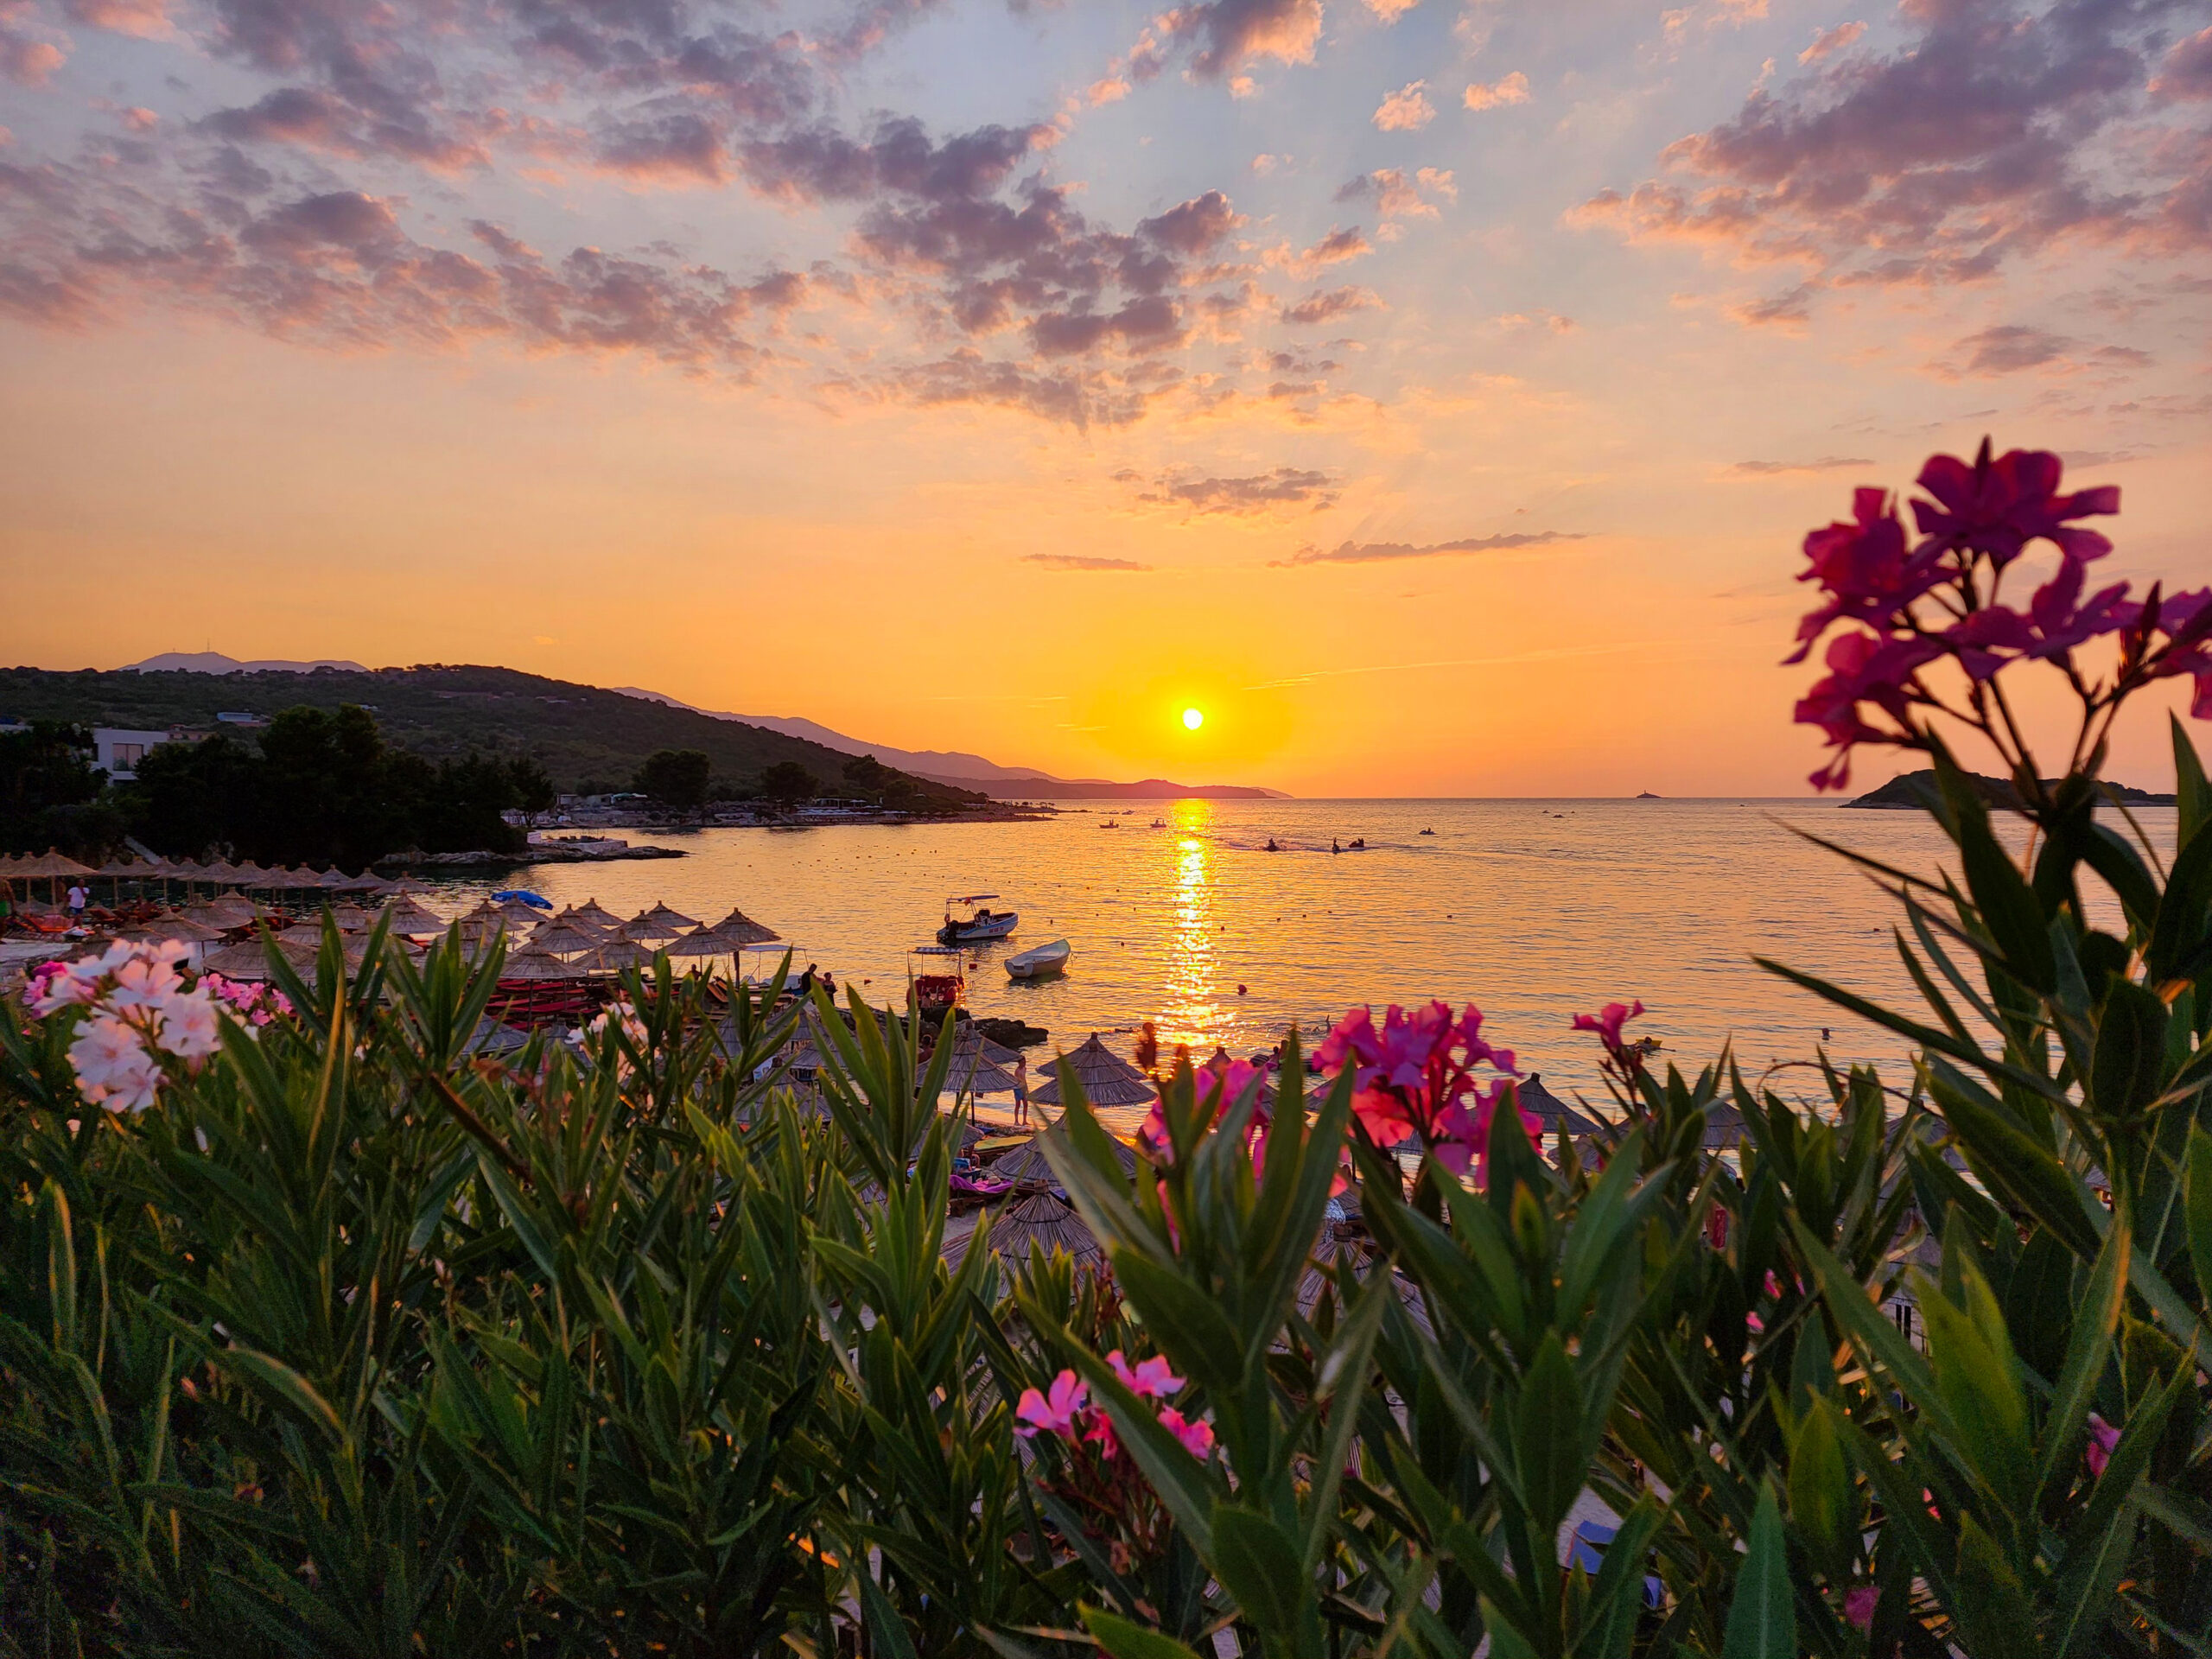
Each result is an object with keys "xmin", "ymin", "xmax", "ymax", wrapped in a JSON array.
[
  {"xmin": 1464, "ymin": 72, "xmax": 1530, "ymax": 111},
  {"xmin": 1374, "ymin": 80, "xmax": 1436, "ymax": 130},
  {"xmin": 1797, "ymin": 21, "xmax": 1866, "ymax": 63}
]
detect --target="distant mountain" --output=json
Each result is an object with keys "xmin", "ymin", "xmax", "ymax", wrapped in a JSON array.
[
  {"xmin": 0, "ymin": 664, "xmax": 983, "ymax": 805},
  {"xmin": 613, "ymin": 687, "xmax": 1289, "ymax": 799},
  {"xmin": 123, "ymin": 651, "xmax": 370, "ymax": 675},
  {"xmin": 1847, "ymin": 768, "xmax": 2175, "ymax": 810}
]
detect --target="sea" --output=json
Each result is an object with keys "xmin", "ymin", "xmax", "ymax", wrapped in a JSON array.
[{"xmin": 416, "ymin": 798, "xmax": 2172, "ymax": 1128}]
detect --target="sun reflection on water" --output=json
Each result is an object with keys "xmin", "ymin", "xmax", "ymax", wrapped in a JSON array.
[{"xmin": 1159, "ymin": 799, "xmax": 1221, "ymax": 1050}]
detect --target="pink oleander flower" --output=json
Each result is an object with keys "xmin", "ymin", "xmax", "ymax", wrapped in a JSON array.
[
  {"xmin": 1788, "ymin": 488, "xmax": 1943, "ymax": 664},
  {"xmin": 1572, "ymin": 1000, "xmax": 1646, "ymax": 1054},
  {"xmin": 1911, "ymin": 445, "xmax": 2118, "ymax": 568},
  {"xmin": 1158, "ymin": 1408, "xmax": 1214, "ymax": 1459},
  {"xmin": 105, "ymin": 946, "xmax": 188, "ymax": 1010},
  {"xmin": 1319, "ymin": 1001, "xmax": 1527, "ymax": 1185},
  {"xmin": 1843, "ymin": 1586, "xmax": 1878, "ymax": 1630},
  {"xmin": 67, "ymin": 1015, "xmax": 162, "ymax": 1113},
  {"xmin": 2086, "ymin": 1413, "xmax": 2121, "ymax": 1478},
  {"xmin": 153, "ymin": 993, "xmax": 223, "ymax": 1060},
  {"xmin": 1109, "ymin": 1351, "xmax": 1185, "ymax": 1401},
  {"xmin": 1014, "ymin": 1370, "xmax": 1089, "ymax": 1440}
]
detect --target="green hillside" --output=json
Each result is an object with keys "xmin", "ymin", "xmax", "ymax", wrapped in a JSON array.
[{"xmin": 0, "ymin": 664, "xmax": 984, "ymax": 805}]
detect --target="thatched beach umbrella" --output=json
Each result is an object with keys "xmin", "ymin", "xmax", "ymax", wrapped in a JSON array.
[
  {"xmin": 582, "ymin": 938, "xmax": 658, "ymax": 973},
  {"xmin": 1515, "ymin": 1073, "xmax": 1605, "ymax": 1138},
  {"xmin": 11, "ymin": 848, "xmax": 98, "ymax": 906},
  {"xmin": 619, "ymin": 908, "xmax": 689, "ymax": 944},
  {"xmin": 625, "ymin": 901, "xmax": 699, "ymax": 936},
  {"xmin": 123, "ymin": 913, "xmax": 226, "ymax": 944},
  {"xmin": 982, "ymin": 1191, "xmax": 1103, "ymax": 1269},
  {"xmin": 498, "ymin": 948, "xmax": 585, "ymax": 981},
  {"xmin": 378, "ymin": 895, "xmax": 448, "ymax": 936},
  {"xmin": 987, "ymin": 1124, "xmax": 1139, "ymax": 1186},
  {"xmin": 487, "ymin": 898, "xmax": 545, "ymax": 929},
  {"xmin": 327, "ymin": 902, "xmax": 373, "ymax": 931},
  {"xmin": 707, "ymin": 906, "xmax": 781, "ymax": 945},
  {"xmin": 938, "ymin": 1028, "xmax": 1022, "ymax": 1096},
  {"xmin": 1031, "ymin": 1033, "xmax": 1156, "ymax": 1108},
  {"xmin": 524, "ymin": 919, "xmax": 604, "ymax": 958},
  {"xmin": 569, "ymin": 899, "xmax": 623, "ymax": 930}
]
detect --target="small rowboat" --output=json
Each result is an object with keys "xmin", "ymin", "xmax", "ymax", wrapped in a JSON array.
[{"xmin": 1005, "ymin": 938, "xmax": 1071, "ymax": 981}]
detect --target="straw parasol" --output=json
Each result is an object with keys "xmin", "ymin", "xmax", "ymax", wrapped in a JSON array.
[
  {"xmin": 488, "ymin": 898, "xmax": 546, "ymax": 929},
  {"xmin": 324, "ymin": 902, "xmax": 372, "ymax": 931},
  {"xmin": 186, "ymin": 895, "xmax": 258, "ymax": 929},
  {"xmin": 582, "ymin": 938, "xmax": 658, "ymax": 972},
  {"xmin": 937, "ymin": 1028, "xmax": 1022, "ymax": 1096},
  {"xmin": 628, "ymin": 900, "xmax": 700, "ymax": 933},
  {"xmin": 524, "ymin": 919, "xmax": 605, "ymax": 958},
  {"xmin": 569, "ymin": 898, "xmax": 623, "ymax": 930},
  {"xmin": 1031, "ymin": 1033, "xmax": 1157, "ymax": 1108},
  {"xmin": 9, "ymin": 849, "xmax": 99, "ymax": 905},
  {"xmin": 497, "ymin": 948, "xmax": 586, "ymax": 981},
  {"xmin": 122, "ymin": 913, "xmax": 226, "ymax": 944},
  {"xmin": 988, "ymin": 1123, "xmax": 1139, "ymax": 1185},
  {"xmin": 618, "ymin": 908, "xmax": 690, "ymax": 944},
  {"xmin": 1514, "ymin": 1073, "xmax": 1605, "ymax": 1138},
  {"xmin": 981, "ymin": 1191, "xmax": 1103, "ymax": 1268},
  {"xmin": 664, "ymin": 925, "xmax": 741, "ymax": 957},
  {"xmin": 378, "ymin": 895, "xmax": 448, "ymax": 935},
  {"xmin": 201, "ymin": 939, "xmax": 314, "ymax": 978},
  {"xmin": 275, "ymin": 922, "xmax": 332, "ymax": 947},
  {"xmin": 707, "ymin": 906, "xmax": 781, "ymax": 945}
]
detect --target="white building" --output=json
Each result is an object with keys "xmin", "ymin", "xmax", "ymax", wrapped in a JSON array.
[{"xmin": 93, "ymin": 728, "xmax": 181, "ymax": 781}]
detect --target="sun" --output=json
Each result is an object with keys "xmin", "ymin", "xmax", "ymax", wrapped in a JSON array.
[{"xmin": 1182, "ymin": 707, "xmax": 1205, "ymax": 731}]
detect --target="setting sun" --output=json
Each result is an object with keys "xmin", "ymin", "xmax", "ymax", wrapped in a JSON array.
[{"xmin": 1181, "ymin": 708, "xmax": 1205, "ymax": 731}]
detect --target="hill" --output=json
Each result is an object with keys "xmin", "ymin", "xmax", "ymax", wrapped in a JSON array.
[
  {"xmin": 0, "ymin": 664, "xmax": 985, "ymax": 806},
  {"xmin": 1847, "ymin": 768, "xmax": 2176, "ymax": 810},
  {"xmin": 613, "ymin": 687, "xmax": 1289, "ymax": 798}
]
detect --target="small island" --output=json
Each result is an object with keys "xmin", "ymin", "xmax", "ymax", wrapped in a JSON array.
[{"xmin": 1846, "ymin": 767, "xmax": 2177, "ymax": 810}]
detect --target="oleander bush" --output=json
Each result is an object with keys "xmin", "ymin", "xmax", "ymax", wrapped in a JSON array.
[{"xmin": 3, "ymin": 443, "xmax": 2210, "ymax": 1657}]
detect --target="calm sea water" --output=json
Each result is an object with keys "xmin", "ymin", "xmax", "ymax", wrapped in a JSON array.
[{"xmin": 419, "ymin": 798, "xmax": 2173, "ymax": 1126}]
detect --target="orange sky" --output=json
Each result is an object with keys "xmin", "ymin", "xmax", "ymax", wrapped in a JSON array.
[{"xmin": 1, "ymin": 0, "xmax": 2206, "ymax": 794}]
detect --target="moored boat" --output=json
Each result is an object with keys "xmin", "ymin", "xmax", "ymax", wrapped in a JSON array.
[{"xmin": 1004, "ymin": 938, "xmax": 1071, "ymax": 980}]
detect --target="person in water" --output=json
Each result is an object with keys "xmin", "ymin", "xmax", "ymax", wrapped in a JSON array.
[
  {"xmin": 1264, "ymin": 837, "xmax": 1279, "ymax": 852},
  {"xmin": 1332, "ymin": 837, "xmax": 1341, "ymax": 854}
]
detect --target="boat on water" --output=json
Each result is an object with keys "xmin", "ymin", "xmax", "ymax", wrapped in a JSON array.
[
  {"xmin": 910, "ymin": 943, "xmax": 966, "ymax": 1011},
  {"xmin": 1005, "ymin": 938, "xmax": 1071, "ymax": 980},
  {"xmin": 1149, "ymin": 817, "xmax": 1166, "ymax": 828},
  {"xmin": 938, "ymin": 893, "xmax": 1018, "ymax": 944},
  {"xmin": 1098, "ymin": 819, "xmax": 1118, "ymax": 830}
]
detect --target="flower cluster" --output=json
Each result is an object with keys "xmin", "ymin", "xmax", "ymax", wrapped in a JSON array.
[
  {"xmin": 1135, "ymin": 1053, "xmax": 1351, "ymax": 1197},
  {"xmin": 1789, "ymin": 442, "xmax": 2211, "ymax": 791},
  {"xmin": 584, "ymin": 999, "xmax": 648, "ymax": 1076},
  {"xmin": 200, "ymin": 973, "xmax": 295, "ymax": 1027},
  {"xmin": 1014, "ymin": 1352, "xmax": 1215, "ymax": 1460},
  {"xmin": 1316, "ymin": 1001, "xmax": 1534, "ymax": 1183},
  {"xmin": 24, "ymin": 942, "xmax": 232, "ymax": 1113}
]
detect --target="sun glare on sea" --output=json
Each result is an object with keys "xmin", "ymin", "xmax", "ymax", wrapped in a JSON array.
[{"xmin": 1182, "ymin": 707, "xmax": 1204, "ymax": 730}]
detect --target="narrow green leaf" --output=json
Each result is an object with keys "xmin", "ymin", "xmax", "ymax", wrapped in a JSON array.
[
  {"xmin": 219, "ymin": 1346, "xmax": 344, "ymax": 1440},
  {"xmin": 1211, "ymin": 1503, "xmax": 1306, "ymax": 1637},
  {"xmin": 2175, "ymin": 714, "xmax": 2209, "ymax": 854},
  {"xmin": 1721, "ymin": 1483, "xmax": 1795, "ymax": 1659},
  {"xmin": 1077, "ymin": 1605, "xmax": 1206, "ymax": 1659}
]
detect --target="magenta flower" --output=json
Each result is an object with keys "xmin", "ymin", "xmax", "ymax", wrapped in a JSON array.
[
  {"xmin": 1788, "ymin": 488, "xmax": 1943, "ymax": 663},
  {"xmin": 1572, "ymin": 1000, "xmax": 1646, "ymax": 1053},
  {"xmin": 1911, "ymin": 445, "xmax": 2119, "ymax": 568},
  {"xmin": 2086, "ymin": 1413, "xmax": 2121, "ymax": 1478},
  {"xmin": 1108, "ymin": 1351, "xmax": 1185, "ymax": 1401},
  {"xmin": 1014, "ymin": 1370, "xmax": 1089, "ymax": 1440},
  {"xmin": 1157, "ymin": 1408, "xmax": 1215, "ymax": 1459},
  {"xmin": 1843, "ymin": 1586, "xmax": 1878, "ymax": 1630}
]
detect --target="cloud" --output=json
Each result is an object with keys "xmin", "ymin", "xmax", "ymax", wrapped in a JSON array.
[
  {"xmin": 1022, "ymin": 553, "xmax": 1154, "ymax": 570},
  {"xmin": 1726, "ymin": 455, "xmax": 1875, "ymax": 474},
  {"xmin": 0, "ymin": 28, "xmax": 65, "ymax": 86},
  {"xmin": 1334, "ymin": 166, "xmax": 1455, "ymax": 220},
  {"xmin": 1463, "ymin": 72, "xmax": 1530, "ymax": 111},
  {"xmin": 1373, "ymin": 80, "xmax": 1436, "ymax": 130},
  {"xmin": 1129, "ymin": 466, "xmax": 1339, "ymax": 513},
  {"xmin": 1579, "ymin": 0, "xmax": 2212, "ymax": 308},
  {"xmin": 1953, "ymin": 323, "xmax": 2071, "ymax": 374},
  {"xmin": 1155, "ymin": 0, "xmax": 1323, "ymax": 79},
  {"xmin": 1274, "ymin": 530, "xmax": 1585, "ymax": 565},
  {"xmin": 2153, "ymin": 27, "xmax": 2212, "ymax": 100},
  {"xmin": 1796, "ymin": 20, "xmax": 1866, "ymax": 63},
  {"xmin": 1270, "ymin": 226, "xmax": 1372, "ymax": 276},
  {"xmin": 1366, "ymin": 0, "xmax": 1421, "ymax": 18},
  {"xmin": 1280, "ymin": 285, "xmax": 1382, "ymax": 324},
  {"xmin": 1137, "ymin": 189, "xmax": 1243, "ymax": 253}
]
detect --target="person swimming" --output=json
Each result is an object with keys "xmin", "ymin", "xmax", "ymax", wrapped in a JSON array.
[
  {"xmin": 1264, "ymin": 836, "xmax": 1280, "ymax": 852},
  {"xmin": 1331, "ymin": 837, "xmax": 1340, "ymax": 854},
  {"xmin": 1348, "ymin": 837, "xmax": 1365, "ymax": 849}
]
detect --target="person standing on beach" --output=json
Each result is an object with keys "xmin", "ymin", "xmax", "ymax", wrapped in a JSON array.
[
  {"xmin": 0, "ymin": 880, "xmax": 14, "ymax": 929},
  {"xmin": 1013, "ymin": 1054, "xmax": 1030, "ymax": 1127},
  {"xmin": 65, "ymin": 880, "xmax": 89, "ymax": 919}
]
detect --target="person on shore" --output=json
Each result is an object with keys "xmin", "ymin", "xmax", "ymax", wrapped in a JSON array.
[
  {"xmin": 65, "ymin": 880, "xmax": 89, "ymax": 918},
  {"xmin": 0, "ymin": 880, "xmax": 14, "ymax": 930},
  {"xmin": 1012, "ymin": 1054, "xmax": 1030, "ymax": 1127},
  {"xmin": 1135, "ymin": 1020, "xmax": 1159, "ymax": 1076}
]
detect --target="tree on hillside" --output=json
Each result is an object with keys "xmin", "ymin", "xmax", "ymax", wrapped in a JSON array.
[
  {"xmin": 635, "ymin": 748, "xmax": 711, "ymax": 815},
  {"xmin": 508, "ymin": 755, "xmax": 557, "ymax": 823},
  {"xmin": 758, "ymin": 761, "xmax": 818, "ymax": 808},
  {"xmin": 0, "ymin": 721, "xmax": 114, "ymax": 858},
  {"xmin": 841, "ymin": 753, "xmax": 891, "ymax": 801}
]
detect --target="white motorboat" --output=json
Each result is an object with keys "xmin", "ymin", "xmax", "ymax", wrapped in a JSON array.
[
  {"xmin": 938, "ymin": 893, "xmax": 1019, "ymax": 944},
  {"xmin": 1004, "ymin": 938, "xmax": 1071, "ymax": 980}
]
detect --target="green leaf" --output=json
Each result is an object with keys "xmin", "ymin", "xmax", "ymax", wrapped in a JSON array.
[
  {"xmin": 856, "ymin": 1565, "xmax": 921, "ymax": 1659},
  {"xmin": 1925, "ymin": 1060, "xmax": 2103, "ymax": 1261},
  {"xmin": 1788, "ymin": 1397, "xmax": 1852, "ymax": 1565},
  {"xmin": 1721, "ymin": 1482, "xmax": 1795, "ymax": 1659},
  {"xmin": 1581, "ymin": 1496, "xmax": 1665, "ymax": 1659},
  {"xmin": 1211, "ymin": 1503, "xmax": 1306, "ymax": 1638},
  {"xmin": 1952, "ymin": 1514, "xmax": 2037, "ymax": 1659},
  {"xmin": 2176, "ymin": 715, "xmax": 2209, "ymax": 854},
  {"xmin": 1109, "ymin": 1249, "xmax": 1244, "ymax": 1401},
  {"xmin": 1077, "ymin": 1605, "xmax": 1206, "ymax": 1659},
  {"xmin": 1513, "ymin": 1332, "xmax": 1587, "ymax": 1534},
  {"xmin": 1936, "ymin": 748, "xmax": 2056, "ymax": 992},
  {"xmin": 219, "ymin": 1345, "xmax": 344, "ymax": 1440},
  {"xmin": 2089, "ymin": 976, "xmax": 2171, "ymax": 1120},
  {"xmin": 2188, "ymin": 1127, "xmax": 2212, "ymax": 1309},
  {"xmin": 2036, "ymin": 1222, "xmax": 2127, "ymax": 1506}
]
